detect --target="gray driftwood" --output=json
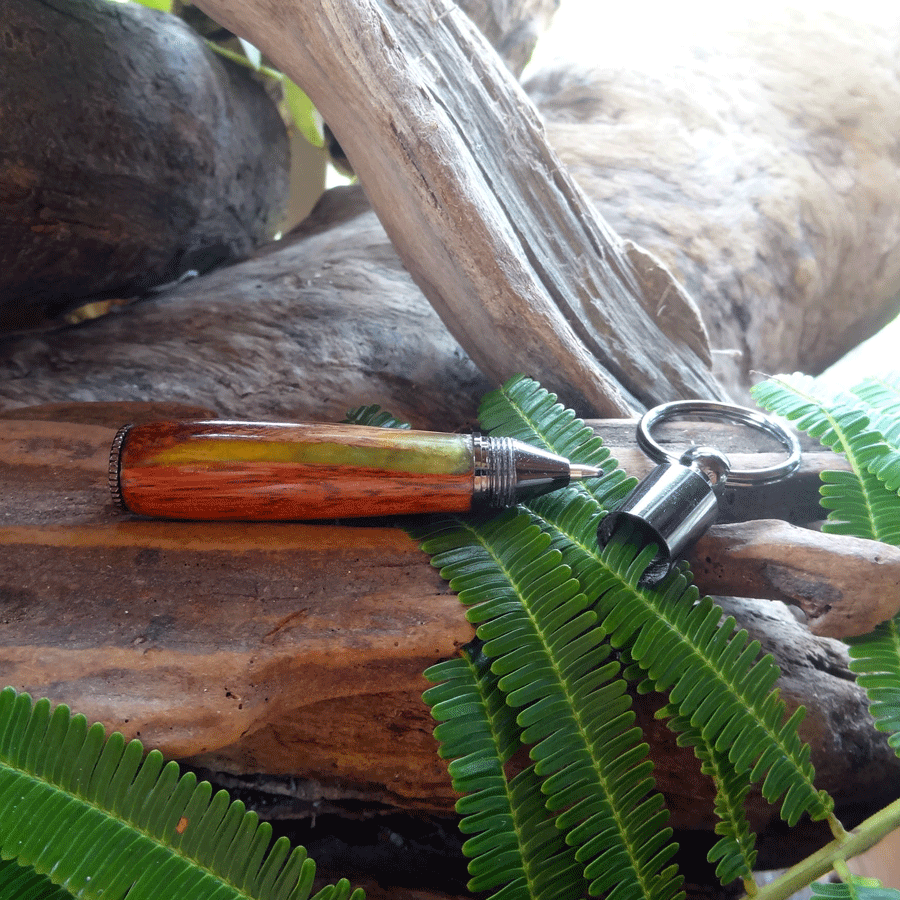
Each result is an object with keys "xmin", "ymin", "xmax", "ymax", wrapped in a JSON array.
[
  {"xmin": 189, "ymin": 0, "xmax": 726, "ymax": 416},
  {"xmin": 527, "ymin": 8, "xmax": 900, "ymax": 393}
]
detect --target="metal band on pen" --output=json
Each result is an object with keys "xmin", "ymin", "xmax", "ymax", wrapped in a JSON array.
[
  {"xmin": 108, "ymin": 424, "xmax": 131, "ymax": 511},
  {"xmin": 472, "ymin": 434, "xmax": 518, "ymax": 508}
]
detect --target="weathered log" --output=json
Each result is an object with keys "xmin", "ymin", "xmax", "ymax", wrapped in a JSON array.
[
  {"xmin": 0, "ymin": 193, "xmax": 492, "ymax": 429},
  {"xmin": 2, "ymin": 404, "xmax": 897, "ymax": 849},
  {"xmin": 690, "ymin": 521, "xmax": 900, "ymax": 639},
  {"xmin": 0, "ymin": 0, "xmax": 289, "ymax": 331},
  {"xmin": 527, "ymin": 8, "xmax": 900, "ymax": 393},
  {"xmin": 189, "ymin": 0, "xmax": 726, "ymax": 415}
]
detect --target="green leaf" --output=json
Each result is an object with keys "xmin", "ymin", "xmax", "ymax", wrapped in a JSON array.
[
  {"xmin": 490, "ymin": 378, "xmax": 832, "ymax": 829},
  {"xmin": 343, "ymin": 405, "xmax": 412, "ymax": 430},
  {"xmin": 665, "ymin": 712, "xmax": 757, "ymax": 886},
  {"xmin": 424, "ymin": 644, "xmax": 586, "ymax": 900},
  {"xmin": 0, "ymin": 688, "xmax": 362, "ymax": 900},
  {"xmin": 0, "ymin": 857, "xmax": 73, "ymax": 899},
  {"xmin": 283, "ymin": 78, "xmax": 324, "ymax": 148},
  {"xmin": 812, "ymin": 875, "xmax": 900, "ymax": 900},
  {"xmin": 416, "ymin": 512, "xmax": 681, "ymax": 900},
  {"xmin": 752, "ymin": 374, "xmax": 900, "ymax": 544},
  {"xmin": 847, "ymin": 615, "xmax": 900, "ymax": 753}
]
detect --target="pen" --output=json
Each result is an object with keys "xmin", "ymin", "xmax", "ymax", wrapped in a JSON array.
[{"xmin": 108, "ymin": 421, "xmax": 602, "ymax": 520}]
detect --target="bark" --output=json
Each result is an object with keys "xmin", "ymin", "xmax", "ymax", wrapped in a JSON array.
[
  {"xmin": 0, "ymin": 0, "xmax": 289, "ymax": 331},
  {"xmin": 188, "ymin": 0, "xmax": 725, "ymax": 415},
  {"xmin": 2, "ymin": 403, "xmax": 897, "ymax": 848},
  {"xmin": 527, "ymin": 8, "xmax": 900, "ymax": 393}
]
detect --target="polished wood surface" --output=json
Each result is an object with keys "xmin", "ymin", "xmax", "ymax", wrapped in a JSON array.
[{"xmin": 117, "ymin": 422, "xmax": 476, "ymax": 519}]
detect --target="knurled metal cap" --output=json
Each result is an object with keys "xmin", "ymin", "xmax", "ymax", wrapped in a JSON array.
[{"xmin": 108, "ymin": 424, "xmax": 132, "ymax": 510}]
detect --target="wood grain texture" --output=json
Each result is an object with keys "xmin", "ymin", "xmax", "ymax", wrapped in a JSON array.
[
  {"xmin": 691, "ymin": 521, "xmax": 900, "ymax": 638},
  {"xmin": 189, "ymin": 0, "xmax": 725, "ymax": 415},
  {"xmin": 0, "ymin": 195, "xmax": 492, "ymax": 430},
  {"xmin": 3, "ymin": 403, "xmax": 899, "ymax": 840},
  {"xmin": 116, "ymin": 422, "xmax": 475, "ymax": 519}
]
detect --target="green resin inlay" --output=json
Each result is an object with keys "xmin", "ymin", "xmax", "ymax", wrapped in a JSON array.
[{"xmin": 147, "ymin": 432, "xmax": 474, "ymax": 476}]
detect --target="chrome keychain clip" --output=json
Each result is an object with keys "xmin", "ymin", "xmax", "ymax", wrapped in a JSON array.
[{"xmin": 597, "ymin": 400, "xmax": 801, "ymax": 584}]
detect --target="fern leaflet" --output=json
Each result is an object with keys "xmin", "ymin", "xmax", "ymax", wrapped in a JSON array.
[
  {"xmin": 845, "ymin": 618, "xmax": 900, "ymax": 753},
  {"xmin": 0, "ymin": 688, "xmax": 364, "ymax": 900},
  {"xmin": 663, "ymin": 710, "xmax": 757, "ymax": 887},
  {"xmin": 812, "ymin": 875, "xmax": 900, "ymax": 900},
  {"xmin": 852, "ymin": 373, "xmax": 900, "ymax": 452},
  {"xmin": 751, "ymin": 374, "xmax": 900, "ymax": 543},
  {"xmin": 415, "ymin": 511, "xmax": 682, "ymax": 900},
  {"xmin": 424, "ymin": 643, "xmax": 586, "ymax": 899}
]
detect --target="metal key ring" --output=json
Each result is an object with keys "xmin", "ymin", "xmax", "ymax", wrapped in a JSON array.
[{"xmin": 636, "ymin": 400, "xmax": 801, "ymax": 487}]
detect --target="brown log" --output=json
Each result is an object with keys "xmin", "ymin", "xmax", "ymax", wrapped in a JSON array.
[
  {"xmin": 2, "ymin": 403, "xmax": 898, "ymax": 847},
  {"xmin": 189, "ymin": 0, "xmax": 726, "ymax": 415},
  {"xmin": 0, "ymin": 0, "xmax": 289, "ymax": 331},
  {"xmin": 690, "ymin": 521, "xmax": 900, "ymax": 639}
]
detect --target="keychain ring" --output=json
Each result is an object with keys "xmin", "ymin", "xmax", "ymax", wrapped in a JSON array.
[{"xmin": 637, "ymin": 400, "xmax": 801, "ymax": 487}]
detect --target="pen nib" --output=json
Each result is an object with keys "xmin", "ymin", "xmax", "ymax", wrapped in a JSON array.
[{"xmin": 569, "ymin": 463, "xmax": 603, "ymax": 482}]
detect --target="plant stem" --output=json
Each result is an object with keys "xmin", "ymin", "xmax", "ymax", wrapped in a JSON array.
[
  {"xmin": 748, "ymin": 799, "xmax": 900, "ymax": 900},
  {"xmin": 204, "ymin": 41, "xmax": 284, "ymax": 81}
]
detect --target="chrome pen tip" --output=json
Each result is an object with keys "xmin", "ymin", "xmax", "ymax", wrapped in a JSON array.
[{"xmin": 569, "ymin": 463, "xmax": 603, "ymax": 481}]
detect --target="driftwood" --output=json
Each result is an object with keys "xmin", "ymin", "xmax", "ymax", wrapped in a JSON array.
[
  {"xmin": 527, "ymin": 8, "xmax": 900, "ymax": 393},
  {"xmin": 0, "ymin": 193, "xmax": 491, "ymax": 428},
  {"xmin": 187, "ymin": 0, "xmax": 726, "ymax": 415},
  {"xmin": 0, "ymin": 0, "xmax": 289, "ymax": 331},
  {"xmin": 2, "ymin": 403, "xmax": 898, "ymax": 859},
  {"xmin": 691, "ymin": 522, "xmax": 900, "ymax": 639}
]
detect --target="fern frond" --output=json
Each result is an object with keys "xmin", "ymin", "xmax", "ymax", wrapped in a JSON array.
[
  {"xmin": 0, "ymin": 857, "xmax": 73, "ymax": 899},
  {"xmin": 664, "ymin": 710, "xmax": 757, "ymax": 887},
  {"xmin": 811, "ymin": 875, "xmax": 900, "ymax": 900},
  {"xmin": 484, "ymin": 378, "xmax": 832, "ymax": 828},
  {"xmin": 0, "ymin": 688, "xmax": 363, "ymax": 900},
  {"xmin": 845, "ymin": 616, "xmax": 900, "ymax": 754},
  {"xmin": 423, "ymin": 643, "xmax": 586, "ymax": 899},
  {"xmin": 751, "ymin": 374, "xmax": 900, "ymax": 543},
  {"xmin": 415, "ymin": 512, "xmax": 682, "ymax": 900},
  {"xmin": 852, "ymin": 373, "xmax": 900, "ymax": 450}
]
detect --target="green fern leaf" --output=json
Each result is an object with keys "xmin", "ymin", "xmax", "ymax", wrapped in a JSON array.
[
  {"xmin": 342, "ymin": 405, "xmax": 412, "ymax": 430},
  {"xmin": 846, "ymin": 616, "xmax": 900, "ymax": 754},
  {"xmin": 0, "ymin": 688, "xmax": 363, "ymax": 900},
  {"xmin": 752, "ymin": 374, "xmax": 900, "ymax": 543},
  {"xmin": 415, "ymin": 511, "xmax": 682, "ymax": 900},
  {"xmin": 477, "ymin": 375, "xmax": 636, "ymax": 510},
  {"xmin": 852, "ymin": 374, "xmax": 900, "ymax": 450},
  {"xmin": 424, "ymin": 643, "xmax": 586, "ymax": 899},
  {"xmin": 664, "ymin": 710, "xmax": 757, "ymax": 886},
  {"xmin": 0, "ymin": 857, "xmax": 73, "ymax": 899},
  {"xmin": 485, "ymin": 378, "xmax": 832, "ymax": 828}
]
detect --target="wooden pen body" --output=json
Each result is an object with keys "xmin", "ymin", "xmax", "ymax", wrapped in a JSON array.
[{"xmin": 112, "ymin": 421, "xmax": 476, "ymax": 520}]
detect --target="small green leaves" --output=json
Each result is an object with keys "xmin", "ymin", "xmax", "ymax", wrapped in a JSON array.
[
  {"xmin": 752, "ymin": 374, "xmax": 900, "ymax": 544},
  {"xmin": 0, "ymin": 688, "xmax": 363, "ymax": 900}
]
